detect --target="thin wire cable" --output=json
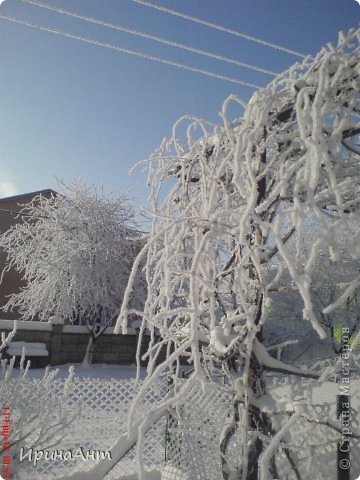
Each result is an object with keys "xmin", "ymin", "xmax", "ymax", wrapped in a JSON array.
[
  {"xmin": 18, "ymin": 0, "xmax": 278, "ymax": 77},
  {"xmin": 131, "ymin": 0, "xmax": 307, "ymax": 59},
  {"xmin": 0, "ymin": 14, "xmax": 262, "ymax": 88},
  {"xmin": 0, "ymin": 208, "xmax": 46, "ymax": 218}
]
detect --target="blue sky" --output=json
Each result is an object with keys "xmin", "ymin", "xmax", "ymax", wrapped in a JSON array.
[{"xmin": 0, "ymin": 0, "xmax": 359, "ymax": 219}]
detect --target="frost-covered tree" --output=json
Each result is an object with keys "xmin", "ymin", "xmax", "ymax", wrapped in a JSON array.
[
  {"xmin": 0, "ymin": 181, "xmax": 143, "ymax": 365},
  {"xmin": 116, "ymin": 29, "xmax": 360, "ymax": 480}
]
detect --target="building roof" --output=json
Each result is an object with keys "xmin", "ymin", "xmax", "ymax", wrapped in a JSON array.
[{"xmin": 0, "ymin": 189, "xmax": 58, "ymax": 204}]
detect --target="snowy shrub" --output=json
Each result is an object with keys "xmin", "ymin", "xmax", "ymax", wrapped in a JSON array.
[{"xmin": 0, "ymin": 356, "xmax": 79, "ymax": 475}]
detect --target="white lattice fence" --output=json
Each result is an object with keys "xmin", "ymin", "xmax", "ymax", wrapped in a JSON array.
[
  {"xmin": 3, "ymin": 372, "xmax": 359, "ymax": 480},
  {"xmin": 8, "ymin": 377, "xmax": 168, "ymax": 480},
  {"xmin": 261, "ymin": 374, "xmax": 360, "ymax": 480},
  {"xmin": 162, "ymin": 375, "xmax": 360, "ymax": 480},
  {"xmin": 161, "ymin": 380, "xmax": 233, "ymax": 480}
]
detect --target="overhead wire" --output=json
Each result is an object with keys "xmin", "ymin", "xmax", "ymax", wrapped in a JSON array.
[
  {"xmin": 131, "ymin": 0, "xmax": 308, "ymax": 59},
  {"xmin": 18, "ymin": 0, "xmax": 278, "ymax": 77},
  {"xmin": 0, "ymin": 14, "xmax": 262, "ymax": 88}
]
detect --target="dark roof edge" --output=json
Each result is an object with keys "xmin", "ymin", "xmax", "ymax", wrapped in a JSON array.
[{"xmin": 0, "ymin": 189, "xmax": 58, "ymax": 204}]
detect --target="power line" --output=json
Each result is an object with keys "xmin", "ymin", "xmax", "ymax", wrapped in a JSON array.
[
  {"xmin": 18, "ymin": 0, "xmax": 278, "ymax": 77},
  {"xmin": 131, "ymin": 0, "xmax": 307, "ymax": 59},
  {"xmin": 0, "ymin": 14, "xmax": 262, "ymax": 88},
  {"xmin": 0, "ymin": 207, "xmax": 45, "ymax": 218}
]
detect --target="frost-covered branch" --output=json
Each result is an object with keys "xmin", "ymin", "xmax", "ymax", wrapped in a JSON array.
[{"xmin": 0, "ymin": 321, "xmax": 17, "ymax": 354}]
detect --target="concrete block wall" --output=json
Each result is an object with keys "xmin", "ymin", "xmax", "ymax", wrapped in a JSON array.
[{"xmin": 0, "ymin": 321, "xmax": 141, "ymax": 367}]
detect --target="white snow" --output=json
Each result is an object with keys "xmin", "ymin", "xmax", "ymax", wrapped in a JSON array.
[
  {"xmin": 22, "ymin": 362, "xmax": 147, "ymax": 381},
  {"xmin": 0, "ymin": 319, "xmax": 52, "ymax": 331},
  {"xmin": 6, "ymin": 341, "xmax": 48, "ymax": 357}
]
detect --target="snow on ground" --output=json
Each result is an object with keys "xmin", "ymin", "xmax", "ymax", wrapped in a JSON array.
[
  {"xmin": 15, "ymin": 362, "xmax": 147, "ymax": 381},
  {"xmin": 114, "ymin": 471, "xmax": 161, "ymax": 480}
]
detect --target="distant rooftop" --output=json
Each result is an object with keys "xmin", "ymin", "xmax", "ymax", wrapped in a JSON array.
[{"xmin": 0, "ymin": 189, "xmax": 58, "ymax": 204}]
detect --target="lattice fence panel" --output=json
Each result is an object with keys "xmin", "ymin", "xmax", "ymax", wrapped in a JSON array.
[
  {"xmin": 9, "ymin": 377, "xmax": 168, "ymax": 480},
  {"xmin": 3, "ymin": 366, "xmax": 359, "ymax": 480},
  {"xmin": 268, "ymin": 371, "xmax": 360, "ymax": 480},
  {"xmin": 163, "ymin": 380, "xmax": 234, "ymax": 480}
]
